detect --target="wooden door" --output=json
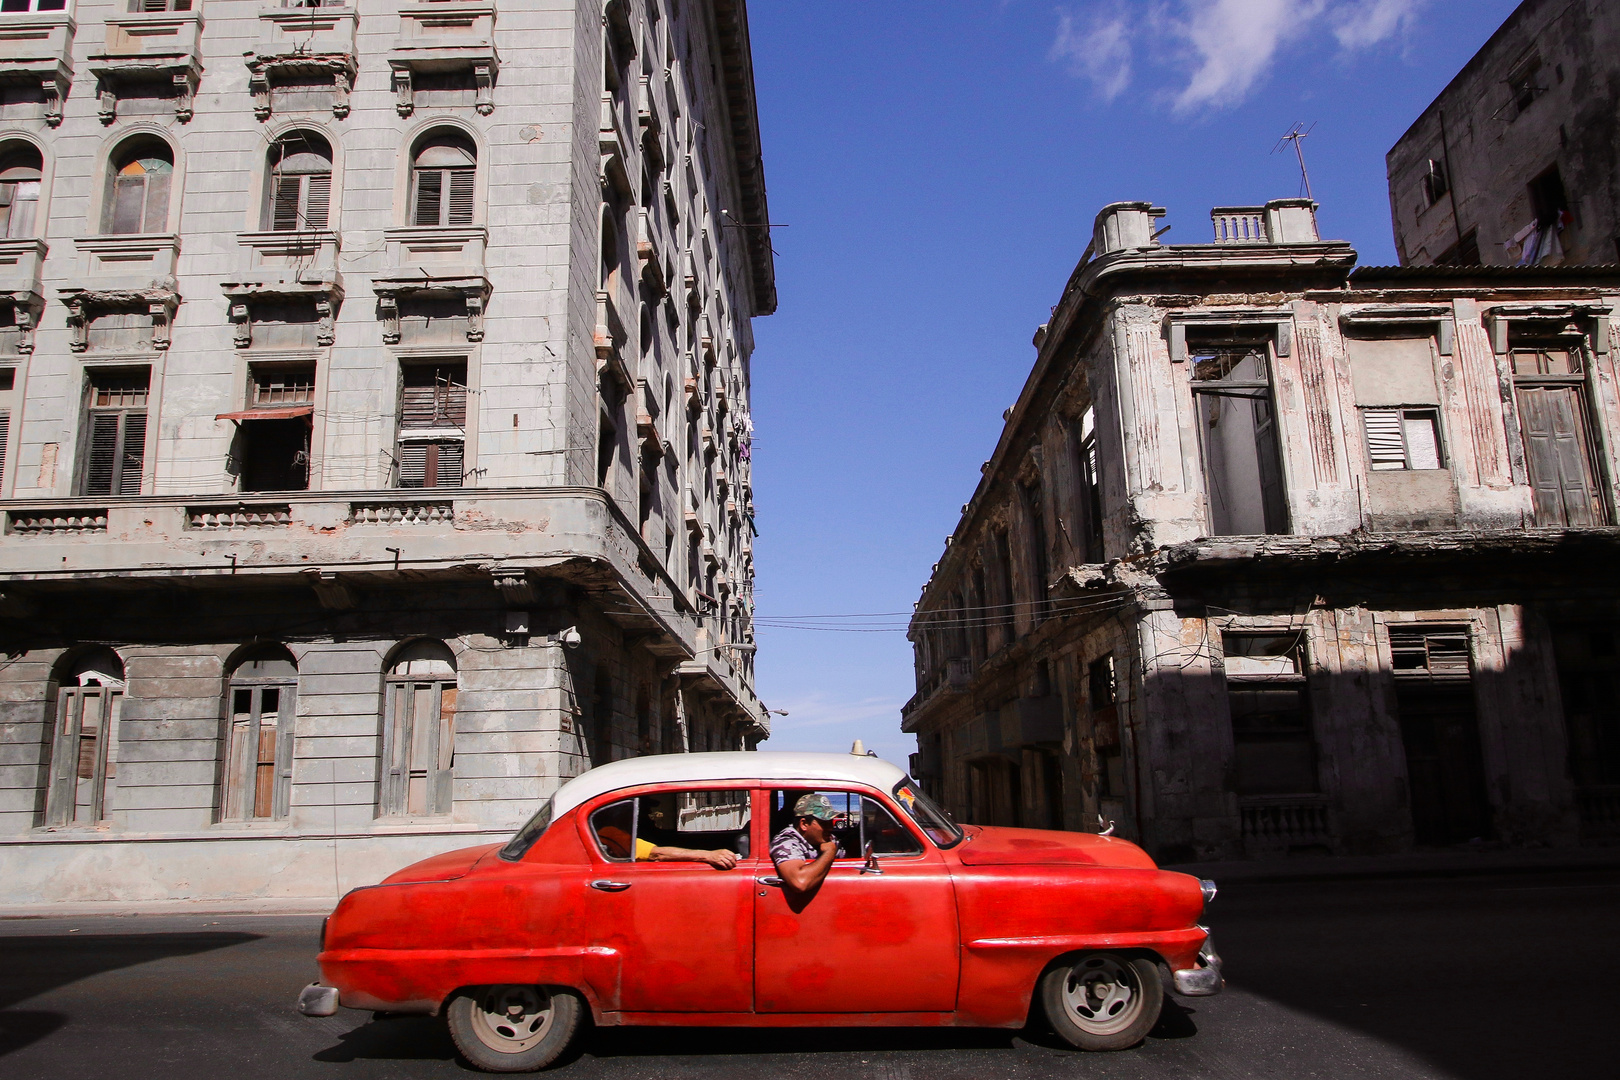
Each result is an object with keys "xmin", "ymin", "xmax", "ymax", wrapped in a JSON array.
[{"xmin": 1518, "ymin": 385, "xmax": 1603, "ymax": 526}]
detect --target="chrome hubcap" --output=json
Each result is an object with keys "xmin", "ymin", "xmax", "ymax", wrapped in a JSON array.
[
  {"xmin": 469, "ymin": 986, "xmax": 554, "ymax": 1053},
  {"xmin": 1061, "ymin": 955, "xmax": 1142, "ymax": 1034}
]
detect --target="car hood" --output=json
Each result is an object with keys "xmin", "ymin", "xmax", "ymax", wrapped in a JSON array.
[
  {"xmin": 379, "ymin": 842, "xmax": 504, "ymax": 885},
  {"xmin": 954, "ymin": 825, "xmax": 1158, "ymax": 869}
]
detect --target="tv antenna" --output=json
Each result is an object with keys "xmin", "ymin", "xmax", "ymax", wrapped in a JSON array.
[{"xmin": 1273, "ymin": 122, "xmax": 1317, "ymax": 201}]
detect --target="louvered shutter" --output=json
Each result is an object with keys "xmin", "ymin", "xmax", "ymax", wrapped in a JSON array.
[
  {"xmin": 84, "ymin": 413, "xmax": 120, "ymax": 495},
  {"xmin": 1364, "ymin": 409, "xmax": 1406, "ymax": 470},
  {"xmin": 447, "ymin": 169, "xmax": 475, "ymax": 225},
  {"xmin": 398, "ymin": 442, "xmax": 428, "ymax": 487},
  {"xmin": 303, "ymin": 174, "xmax": 331, "ymax": 229},
  {"xmin": 117, "ymin": 411, "xmax": 146, "ymax": 495},
  {"xmin": 0, "ymin": 410, "xmax": 8, "ymax": 488},
  {"xmin": 413, "ymin": 170, "xmax": 444, "ymax": 226},
  {"xmin": 271, "ymin": 176, "xmax": 302, "ymax": 231},
  {"xmin": 432, "ymin": 441, "xmax": 464, "ymax": 487},
  {"xmin": 441, "ymin": 381, "xmax": 467, "ymax": 426},
  {"xmin": 400, "ymin": 384, "xmax": 439, "ymax": 429}
]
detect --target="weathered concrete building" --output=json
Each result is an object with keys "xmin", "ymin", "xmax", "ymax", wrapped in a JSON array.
[
  {"xmin": 0, "ymin": 0, "xmax": 772, "ymax": 905},
  {"xmin": 903, "ymin": 199, "xmax": 1620, "ymax": 862},
  {"xmin": 1387, "ymin": 0, "xmax": 1620, "ymax": 267}
]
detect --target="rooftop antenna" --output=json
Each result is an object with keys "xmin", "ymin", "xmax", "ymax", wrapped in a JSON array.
[{"xmin": 1273, "ymin": 121, "xmax": 1317, "ymax": 201}]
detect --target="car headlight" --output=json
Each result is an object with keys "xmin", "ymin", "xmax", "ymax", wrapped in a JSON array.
[{"xmin": 1200, "ymin": 879, "xmax": 1217, "ymax": 904}]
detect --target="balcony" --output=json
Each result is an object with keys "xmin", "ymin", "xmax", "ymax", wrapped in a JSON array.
[
  {"xmin": 1211, "ymin": 198, "xmax": 1320, "ymax": 245},
  {"xmin": 71, "ymin": 233, "xmax": 179, "ymax": 286},
  {"xmin": 389, "ymin": 0, "xmax": 497, "ymax": 116},
  {"xmin": 599, "ymin": 93, "xmax": 631, "ymax": 197},
  {"xmin": 0, "ymin": 10, "xmax": 74, "ymax": 126},
  {"xmin": 88, "ymin": 9, "xmax": 203, "ymax": 123},
  {"xmin": 371, "ymin": 227, "xmax": 489, "ymax": 344},
  {"xmin": 246, "ymin": 1, "xmax": 359, "ymax": 120},
  {"xmin": 0, "ymin": 238, "xmax": 46, "ymax": 352}
]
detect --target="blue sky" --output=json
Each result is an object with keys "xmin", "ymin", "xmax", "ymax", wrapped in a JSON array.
[{"xmin": 741, "ymin": 0, "xmax": 1521, "ymax": 765}]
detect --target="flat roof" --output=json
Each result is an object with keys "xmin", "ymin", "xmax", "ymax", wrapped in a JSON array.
[{"xmin": 552, "ymin": 751, "xmax": 910, "ymax": 818}]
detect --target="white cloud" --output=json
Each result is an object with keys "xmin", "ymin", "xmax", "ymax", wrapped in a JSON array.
[
  {"xmin": 1050, "ymin": 4, "xmax": 1134, "ymax": 102},
  {"xmin": 759, "ymin": 692, "xmax": 913, "ymax": 762},
  {"xmin": 1330, "ymin": 0, "xmax": 1424, "ymax": 49},
  {"xmin": 1051, "ymin": 0, "xmax": 1428, "ymax": 112},
  {"xmin": 1169, "ymin": 0, "xmax": 1325, "ymax": 113}
]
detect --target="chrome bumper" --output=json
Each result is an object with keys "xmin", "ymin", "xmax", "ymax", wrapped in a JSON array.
[
  {"xmin": 297, "ymin": 982, "xmax": 340, "ymax": 1017},
  {"xmin": 1172, "ymin": 928, "xmax": 1224, "ymax": 996}
]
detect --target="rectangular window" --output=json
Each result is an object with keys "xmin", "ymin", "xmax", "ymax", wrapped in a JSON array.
[
  {"xmin": 382, "ymin": 674, "xmax": 456, "ymax": 817},
  {"xmin": 1223, "ymin": 633, "xmax": 1317, "ymax": 796},
  {"xmin": 767, "ymin": 789, "xmax": 919, "ymax": 858},
  {"xmin": 398, "ymin": 362, "xmax": 466, "ymax": 489},
  {"xmin": 412, "ymin": 167, "xmax": 475, "ymax": 227},
  {"xmin": 127, "ymin": 0, "xmax": 193, "ymax": 10},
  {"xmin": 269, "ymin": 171, "xmax": 331, "ymax": 231},
  {"xmin": 1421, "ymin": 158, "xmax": 1448, "ymax": 206},
  {"xmin": 1363, "ymin": 408, "xmax": 1443, "ymax": 470},
  {"xmin": 251, "ymin": 363, "xmax": 315, "ymax": 406},
  {"xmin": 81, "ymin": 370, "xmax": 149, "ymax": 496},
  {"xmin": 47, "ymin": 685, "xmax": 122, "ymax": 825},
  {"xmin": 591, "ymin": 788, "xmax": 753, "ymax": 861},
  {"xmin": 1073, "ymin": 407, "xmax": 1104, "ymax": 562},
  {"xmin": 0, "ymin": 0, "xmax": 69, "ymax": 11},
  {"xmin": 1509, "ymin": 57, "xmax": 1544, "ymax": 116},
  {"xmin": 1191, "ymin": 343, "xmax": 1287, "ymax": 536},
  {"xmin": 224, "ymin": 682, "xmax": 295, "ymax": 820},
  {"xmin": 0, "ymin": 365, "xmax": 13, "ymax": 490}
]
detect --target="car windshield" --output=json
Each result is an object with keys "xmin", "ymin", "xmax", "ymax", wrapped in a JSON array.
[
  {"xmin": 892, "ymin": 779, "xmax": 963, "ymax": 848},
  {"xmin": 498, "ymin": 796, "xmax": 555, "ymax": 861}
]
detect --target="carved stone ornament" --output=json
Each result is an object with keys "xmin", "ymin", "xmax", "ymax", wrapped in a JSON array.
[
  {"xmin": 372, "ymin": 277, "xmax": 490, "ymax": 346},
  {"xmin": 1, "ymin": 292, "xmax": 43, "ymax": 355},
  {"xmin": 60, "ymin": 286, "xmax": 179, "ymax": 353},
  {"xmin": 93, "ymin": 65, "xmax": 199, "ymax": 125},
  {"xmin": 220, "ymin": 279, "xmax": 344, "ymax": 350},
  {"xmin": 245, "ymin": 53, "xmax": 359, "ymax": 122}
]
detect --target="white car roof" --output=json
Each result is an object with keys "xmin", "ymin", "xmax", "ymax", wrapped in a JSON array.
[{"xmin": 551, "ymin": 751, "xmax": 911, "ymax": 818}]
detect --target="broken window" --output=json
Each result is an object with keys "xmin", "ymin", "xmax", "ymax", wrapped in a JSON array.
[
  {"xmin": 45, "ymin": 649, "xmax": 126, "ymax": 826},
  {"xmin": 1388, "ymin": 624, "xmax": 1490, "ymax": 844},
  {"xmin": 1191, "ymin": 343, "xmax": 1287, "ymax": 536},
  {"xmin": 103, "ymin": 138, "xmax": 173, "ymax": 234},
  {"xmin": 1363, "ymin": 408, "xmax": 1443, "ymax": 470},
  {"xmin": 1223, "ymin": 633, "xmax": 1318, "ymax": 796},
  {"xmin": 1511, "ymin": 339, "xmax": 1605, "ymax": 527},
  {"xmin": 81, "ymin": 370, "xmax": 148, "ymax": 496},
  {"xmin": 265, "ymin": 134, "xmax": 332, "ymax": 232},
  {"xmin": 1435, "ymin": 230, "xmax": 1480, "ymax": 266},
  {"xmin": 235, "ymin": 363, "xmax": 313, "ymax": 492},
  {"xmin": 1421, "ymin": 158, "xmax": 1448, "ymax": 206},
  {"xmin": 223, "ymin": 646, "xmax": 297, "ymax": 821},
  {"xmin": 380, "ymin": 640, "xmax": 458, "ymax": 817},
  {"xmin": 0, "ymin": 367, "xmax": 13, "ymax": 489},
  {"xmin": 0, "ymin": 143, "xmax": 41, "ymax": 239},
  {"xmin": 397, "ymin": 360, "xmax": 467, "ymax": 489},
  {"xmin": 1071, "ymin": 407, "xmax": 1104, "ymax": 562},
  {"xmin": 1089, "ymin": 655, "xmax": 1123, "ymax": 799},
  {"xmin": 1508, "ymin": 56, "xmax": 1545, "ymax": 116},
  {"xmin": 1528, "ymin": 166, "xmax": 1569, "ymax": 229}
]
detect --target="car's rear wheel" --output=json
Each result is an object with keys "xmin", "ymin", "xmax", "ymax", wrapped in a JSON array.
[
  {"xmin": 446, "ymin": 985, "xmax": 583, "ymax": 1072},
  {"xmin": 1040, "ymin": 952, "xmax": 1163, "ymax": 1051}
]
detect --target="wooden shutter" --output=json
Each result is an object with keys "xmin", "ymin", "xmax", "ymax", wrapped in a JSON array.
[
  {"xmin": 430, "ymin": 440, "xmax": 463, "ymax": 487},
  {"xmin": 1364, "ymin": 408, "xmax": 1406, "ymax": 469},
  {"xmin": 46, "ymin": 690, "xmax": 80, "ymax": 825},
  {"xmin": 303, "ymin": 174, "xmax": 331, "ymax": 229},
  {"xmin": 84, "ymin": 413, "xmax": 120, "ymax": 496},
  {"xmin": 141, "ymin": 171, "xmax": 170, "ymax": 233},
  {"xmin": 447, "ymin": 169, "xmax": 475, "ymax": 225},
  {"xmin": 108, "ymin": 174, "xmax": 146, "ymax": 234},
  {"xmin": 0, "ymin": 410, "xmax": 8, "ymax": 488},
  {"xmin": 400, "ymin": 384, "xmax": 440, "ymax": 429},
  {"xmin": 117, "ymin": 411, "xmax": 146, "ymax": 495},
  {"xmin": 413, "ymin": 170, "xmax": 444, "ymax": 226},
  {"xmin": 432, "ymin": 685, "xmax": 456, "ymax": 814},
  {"xmin": 1519, "ymin": 386, "xmax": 1601, "ymax": 527},
  {"xmin": 398, "ymin": 441, "xmax": 428, "ymax": 487},
  {"xmin": 270, "ymin": 176, "xmax": 302, "ymax": 231}
]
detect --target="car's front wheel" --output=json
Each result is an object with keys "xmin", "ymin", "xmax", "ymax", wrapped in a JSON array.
[
  {"xmin": 446, "ymin": 985, "xmax": 583, "ymax": 1072},
  {"xmin": 1040, "ymin": 952, "xmax": 1163, "ymax": 1051}
]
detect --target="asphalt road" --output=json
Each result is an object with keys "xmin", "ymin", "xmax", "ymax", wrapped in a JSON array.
[{"xmin": 2, "ymin": 866, "xmax": 1614, "ymax": 1080}]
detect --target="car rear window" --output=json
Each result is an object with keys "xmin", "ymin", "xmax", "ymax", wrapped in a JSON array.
[{"xmin": 498, "ymin": 796, "xmax": 555, "ymax": 861}]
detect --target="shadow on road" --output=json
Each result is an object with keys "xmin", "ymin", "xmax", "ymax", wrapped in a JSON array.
[
  {"xmin": 312, "ymin": 1014, "xmax": 459, "ymax": 1064},
  {"xmin": 0, "ymin": 931, "xmax": 260, "ymax": 1057}
]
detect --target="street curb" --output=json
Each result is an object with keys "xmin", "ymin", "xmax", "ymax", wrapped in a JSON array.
[{"xmin": 0, "ymin": 897, "xmax": 337, "ymax": 919}]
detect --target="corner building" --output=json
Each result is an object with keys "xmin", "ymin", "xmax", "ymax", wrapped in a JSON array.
[
  {"xmin": 0, "ymin": 0, "xmax": 773, "ymax": 904},
  {"xmin": 904, "ymin": 200, "xmax": 1620, "ymax": 862}
]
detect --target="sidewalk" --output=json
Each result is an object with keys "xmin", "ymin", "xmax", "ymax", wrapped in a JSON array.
[
  {"xmin": 0, "ymin": 896, "xmax": 337, "ymax": 920},
  {"xmin": 1167, "ymin": 843, "xmax": 1620, "ymax": 886}
]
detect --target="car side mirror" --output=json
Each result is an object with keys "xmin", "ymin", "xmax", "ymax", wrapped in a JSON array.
[{"xmin": 860, "ymin": 840, "xmax": 883, "ymax": 875}]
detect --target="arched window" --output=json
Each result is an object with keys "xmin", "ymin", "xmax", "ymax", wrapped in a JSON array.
[
  {"xmin": 381, "ymin": 640, "xmax": 457, "ymax": 816},
  {"xmin": 103, "ymin": 138, "xmax": 174, "ymax": 235},
  {"xmin": 45, "ymin": 649, "xmax": 126, "ymax": 826},
  {"xmin": 224, "ymin": 645, "xmax": 298, "ymax": 820},
  {"xmin": 265, "ymin": 134, "xmax": 332, "ymax": 232},
  {"xmin": 409, "ymin": 132, "xmax": 475, "ymax": 227},
  {"xmin": 0, "ymin": 144, "xmax": 42, "ymax": 240}
]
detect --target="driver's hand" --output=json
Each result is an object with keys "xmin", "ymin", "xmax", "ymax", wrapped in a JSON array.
[
  {"xmin": 707, "ymin": 850, "xmax": 739, "ymax": 870},
  {"xmin": 818, "ymin": 840, "xmax": 840, "ymax": 858}
]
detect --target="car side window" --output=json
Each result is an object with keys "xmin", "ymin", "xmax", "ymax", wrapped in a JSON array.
[
  {"xmin": 589, "ymin": 789, "xmax": 752, "ymax": 862},
  {"xmin": 769, "ymin": 789, "xmax": 922, "ymax": 859}
]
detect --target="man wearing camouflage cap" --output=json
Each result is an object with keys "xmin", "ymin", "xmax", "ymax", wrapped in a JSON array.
[{"xmin": 769, "ymin": 793, "xmax": 844, "ymax": 894}]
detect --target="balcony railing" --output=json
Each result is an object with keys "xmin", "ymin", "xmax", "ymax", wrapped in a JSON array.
[{"xmin": 1212, "ymin": 207, "xmax": 1267, "ymax": 244}]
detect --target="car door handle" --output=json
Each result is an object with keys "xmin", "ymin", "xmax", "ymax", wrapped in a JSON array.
[
  {"xmin": 756, "ymin": 876, "xmax": 783, "ymax": 887},
  {"xmin": 590, "ymin": 880, "xmax": 631, "ymax": 892}
]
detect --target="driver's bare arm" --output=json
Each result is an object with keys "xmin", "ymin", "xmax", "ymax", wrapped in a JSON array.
[
  {"xmin": 647, "ymin": 845, "xmax": 739, "ymax": 870},
  {"xmin": 776, "ymin": 839, "xmax": 838, "ymax": 892}
]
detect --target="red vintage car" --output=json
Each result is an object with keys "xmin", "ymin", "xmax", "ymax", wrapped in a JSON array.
[{"xmin": 298, "ymin": 751, "xmax": 1221, "ymax": 1071}]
